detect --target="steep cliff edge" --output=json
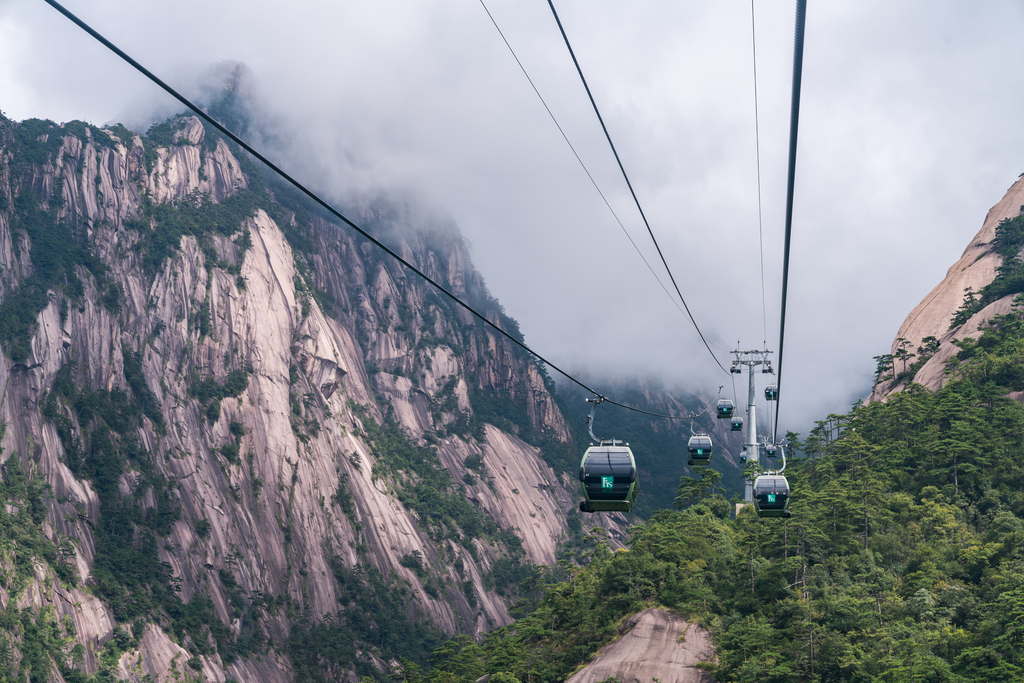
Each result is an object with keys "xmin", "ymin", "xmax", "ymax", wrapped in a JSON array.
[
  {"xmin": 869, "ymin": 175, "xmax": 1024, "ymax": 401},
  {"xmin": 0, "ymin": 113, "xmax": 626, "ymax": 682}
]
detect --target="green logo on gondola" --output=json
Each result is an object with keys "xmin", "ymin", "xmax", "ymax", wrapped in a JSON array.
[
  {"xmin": 767, "ymin": 493, "xmax": 776, "ymax": 503},
  {"xmin": 601, "ymin": 476, "xmax": 614, "ymax": 489}
]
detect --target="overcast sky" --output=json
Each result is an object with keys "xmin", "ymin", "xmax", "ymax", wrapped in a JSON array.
[{"xmin": 1, "ymin": 0, "xmax": 1023, "ymax": 436}]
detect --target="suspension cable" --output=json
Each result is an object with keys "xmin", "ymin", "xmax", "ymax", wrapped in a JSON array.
[
  {"xmin": 774, "ymin": 0, "xmax": 808, "ymax": 441},
  {"xmin": 546, "ymin": 0, "xmax": 728, "ymax": 375},
  {"xmin": 477, "ymin": 0, "xmax": 697, "ymax": 329},
  {"xmin": 688, "ymin": 385, "xmax": 723, "ymax": 421},
  {"xmin": 42, "ymin": 0, "xmax": 695, "ymax": 421},
  {"xmin": 750, "ymin": 0, "xmax": 768, "ymax": 348}
]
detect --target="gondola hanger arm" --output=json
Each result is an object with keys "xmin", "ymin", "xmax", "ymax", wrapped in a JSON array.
[{"xmin": 585, "ymin": 397, "xmax": 621, "ymax": 446}]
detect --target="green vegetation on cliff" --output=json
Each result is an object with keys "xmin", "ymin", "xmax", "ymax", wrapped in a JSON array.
[
  {"xmin": 950, "ymin": 214, "xmax": 1024, "ymax": 329},
  {"xmin": 0, "ymin": 116, "xmax": 272, "ymax": 680}
]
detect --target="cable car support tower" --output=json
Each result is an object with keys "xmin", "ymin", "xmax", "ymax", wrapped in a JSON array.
[{"xmin": 730, "ymin": 347, "xmax": 774, "ymax": 503}]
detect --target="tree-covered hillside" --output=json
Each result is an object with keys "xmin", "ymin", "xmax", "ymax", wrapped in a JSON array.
[{"xmin": 395, "ymin": 303, "xmax": 1024, "ymax": 683}]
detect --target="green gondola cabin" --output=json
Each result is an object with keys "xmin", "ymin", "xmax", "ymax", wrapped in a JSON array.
[
  {"xmin": 578, "ymin": 445, "xmax": 638, "ymax": 513},
  {"xmin": 687, "ymin": 434, "xmax": 713, "ymax": 465},
  {"xmin": 716, "ymin": 398, "xmax": 735, "ymax": 419},
  {"xmin": 753, "ymin": 474, "xmax": 791, "ymax": 518}
]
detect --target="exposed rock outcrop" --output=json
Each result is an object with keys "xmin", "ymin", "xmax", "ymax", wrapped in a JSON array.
[
  {"xmin": 870, "ymin": 175, "xmax": 1024, "ymax": 401},
  {"xmin": 564, "ymin": 608, "xmax": 718, "ymax": 683}
]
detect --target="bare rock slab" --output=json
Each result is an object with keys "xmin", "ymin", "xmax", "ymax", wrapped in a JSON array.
[{"xmin": 566, "ymin": 609, "xmax": 718, "ymax": 683}]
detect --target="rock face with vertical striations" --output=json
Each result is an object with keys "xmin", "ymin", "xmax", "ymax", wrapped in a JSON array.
[
  {"xmin": 0, "ymin": 113, "xmax": 629, "ymax": 682},
  {"xmin": 869, "ymin": 175, "xmax": 1024, "ymax": 402}
]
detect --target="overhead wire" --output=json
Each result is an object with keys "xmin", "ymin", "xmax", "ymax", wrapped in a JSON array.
[
  {"xmin": 477, "ymin": 0, "xmax": 696, "ymax": 330},
  {"xmin": 41, "ymin": 0, "xmax": 693, "ymax": 422},
  {"xmin": 546, "ymin": 0, "xmax": 729, "ymax": 375},
  {"xmin": 687, "ymin": 385, "xmax": 723, "ymax": 421},
  {"xmin": 773, "ymin": 0, "xmax": 808, "ymax": 441},
  {"xmin": 750, "ymin": 0, "xmax": 768, "ymax": 348}
]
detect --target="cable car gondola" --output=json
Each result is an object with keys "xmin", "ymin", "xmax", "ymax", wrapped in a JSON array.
[
  {"xmin": 687, "ymin": 434, "xmax": 713, "ymax": 466},
  {"xmin": 765, "ymin": 443, "xmax": 778, "ymax": 458},
  {"xmin": 730, "ymin": 416, "xmax": 744, "ymax": 432},
  {"xmin": 716, "ymin": 398, "xmax": 734, "ymax": 419},
  {"xmin": 765, "ymin": 384, "xmax": 778, "ymax": 401},
  {"xmin": 753, "ymin": 475, "xmax": 791, "ymax": 518},
  {"xmin": 578, "ymin": 397, "xmax": 639, "ymax": 513},
  {"xmin": 730, "ymin": 363, "xmax": 742, "ymax": 374},
  {"xmin": 578, "ymin": 445, "xmax": 638, "ymax": 513}
]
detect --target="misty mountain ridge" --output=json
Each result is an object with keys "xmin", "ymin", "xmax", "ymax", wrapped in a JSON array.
[
  {"xmin": 0, "ymin": 108, "xmax": 577, "ymax": 680},
  {"xmin": 0, "ymin": 88, "xmax": 737, "ymax": 682}
]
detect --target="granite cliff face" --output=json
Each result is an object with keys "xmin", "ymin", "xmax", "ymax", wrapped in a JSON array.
[
  {"xmin": 870, "ymin": 175, "xmax": 1024, "ymax": 402},
  {"xmin": 0, "ymin": 114, "xmax": 626, "ymax": 682}
]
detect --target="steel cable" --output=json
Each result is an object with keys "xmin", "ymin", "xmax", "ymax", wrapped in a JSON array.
[
  {"xmin": 773, "ymin": 0, "xmax": 808, "ymax": 441},
  {"xmin": 547, "ymin": 0, "xmax": 729, "ymax": 375},
  {"xmin": 477, "ymin": 0, "xmax": 696, "ymax": 329},
  {"xmin": 750, "ymin": 0, "xmax": 768, "ymax": 348}
]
